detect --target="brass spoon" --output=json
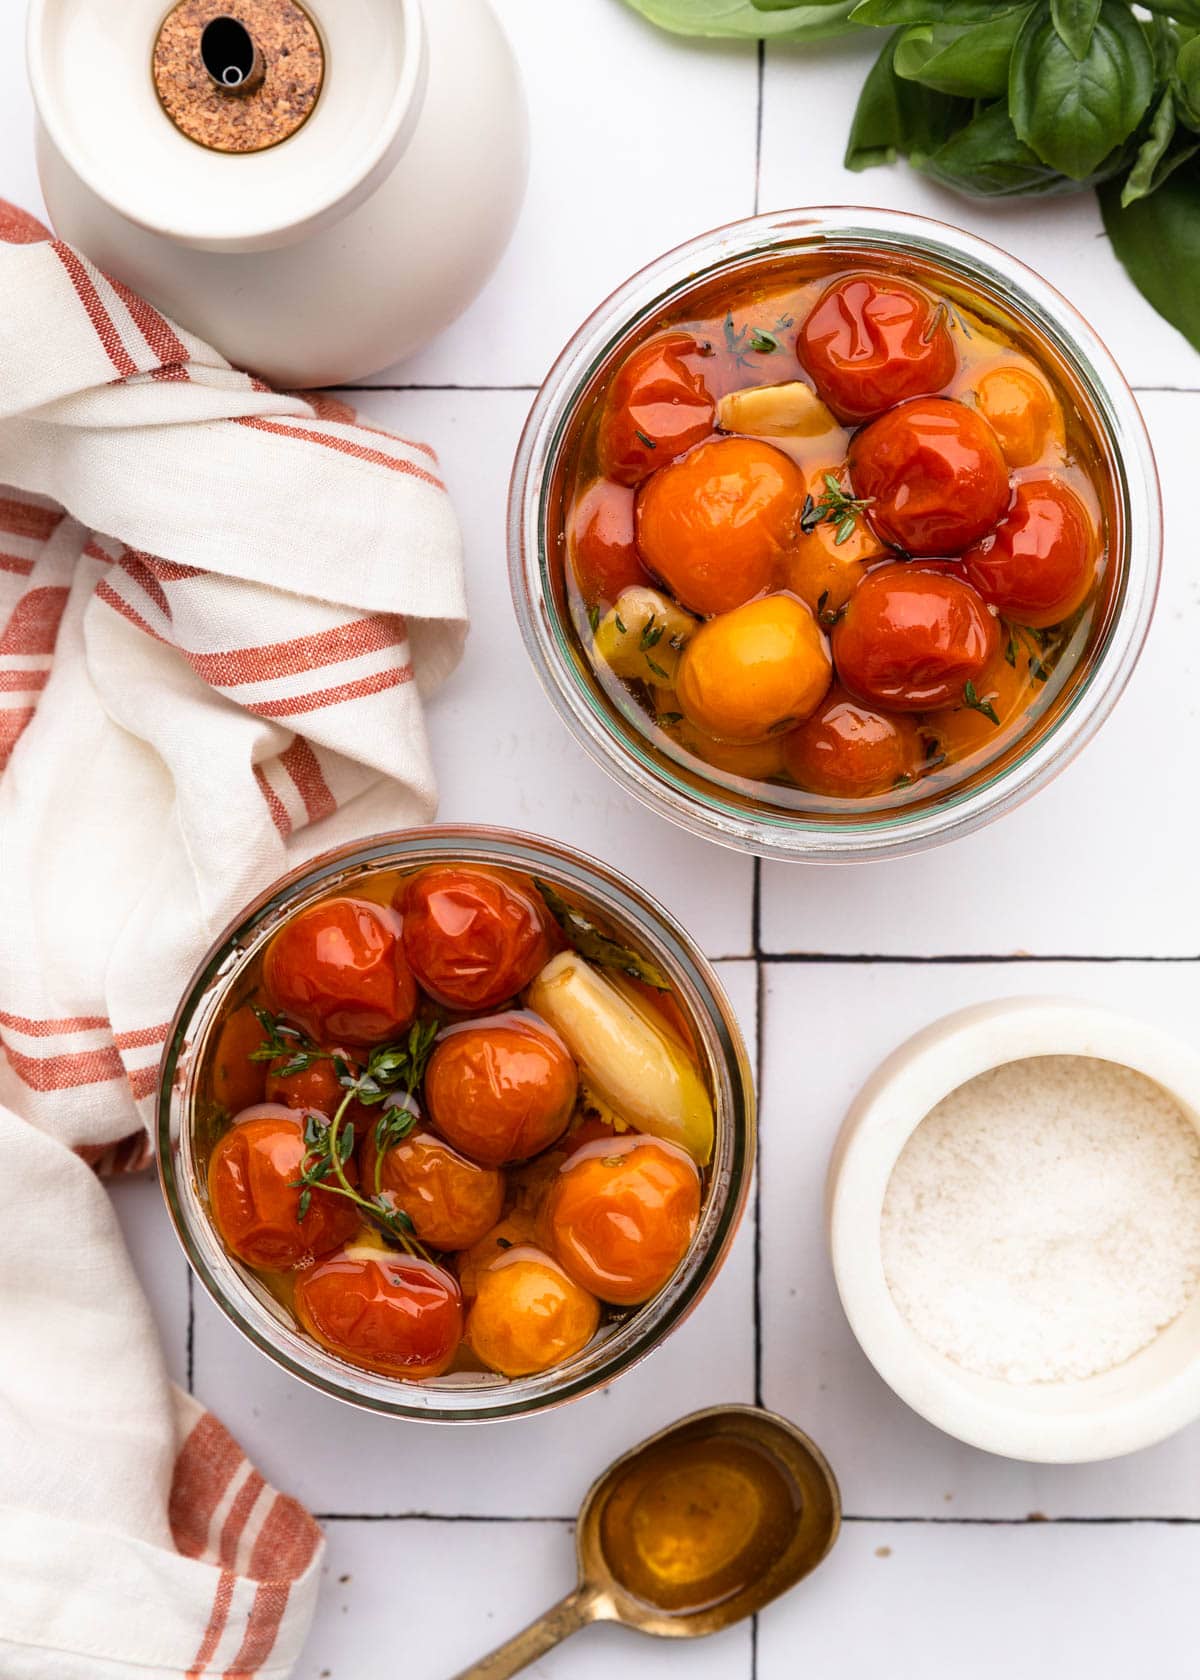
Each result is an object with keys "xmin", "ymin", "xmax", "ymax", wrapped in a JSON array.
[{"xmin": 449, "ymin": 1404, "xmax": 841, "ymax": 1680}]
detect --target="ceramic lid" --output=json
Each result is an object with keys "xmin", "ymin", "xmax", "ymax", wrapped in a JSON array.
[{"xmin": 28, "ymin": 0, "xmax": 427, "ymax": 251}]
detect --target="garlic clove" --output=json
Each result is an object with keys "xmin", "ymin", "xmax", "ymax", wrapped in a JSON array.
[
  {"xmin": 593, "ymin": 586, "xmax": 698, "ymax": 686},
  {"xmin": 717, "ymin": 380, "xmax": 839, "ymax": 442}
]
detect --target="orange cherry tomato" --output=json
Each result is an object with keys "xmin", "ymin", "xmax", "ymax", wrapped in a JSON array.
[
  {"xmin": 294, "ymin": 1250, "xmax": 463, "ymax": 1379},
  {"xmin": 798, "ymin": 273, "xmax": 957, "ymax": 424},
  {"xmin": 923, "ymin": 645, "xmax": 1043, "ymax": 759},
  {"xmin": 465, "ymin": 1247, "xmax": 600, "ymax": 1377},
  {"xmin": 457, "ymin": 1209, "xmax": 540, "ymax": 1299},
  {"xmin": 961, "ymin": 478, "xmax": 1095, "ymax": 629},
  {"xmin": 849, "ymin": 397, "xmax": 1010, "ymax": 556},
  {"xmin": 675, "ymin": 593, "xmax": 832, "ymax": 743},
  {"xmin": 399, "ymin": 866, "xmax": 552, "ymax": 1012},
  {"xmin": 635, "ymin": 437, "xmax": 804, "ymax": 616},
  {"xmin": 265, "ymin": 1052, "xmax": 350, "ymax": 1115},
  {"xmin": 597, "ymin": 332, "xmax": 716, "ymax": 487},
  {"xmin": 207, "ymin": 1106, "xmax": 360, "ymax": 1270},
  {"xmin": 263, "ymin": 897, "xmax": 417, "ymax": 1048},
  {"xmin": 210, "ymin": 1004, "xmax": 268, "ymax": 1114},
  {"xmin": 970, "ymin": 364, "xmax": 1064, "ymax": 468},
  {"xmin": 782, "ymin": 685, "xmax": 923, "ymax": 797},
  {"xmin": 567, "ymin": 479, "xmax": 653, "ymax": 607},
  {"xmin": 832, "ymin": 564, "xmax": 999, "ymax": 712},
  {"xmin": 545, "ymin": 1135, "xmax": 701, "ymax": 1307},
  {"xmin": 359, "ymin": 1126, "xmax": 504, "ymax": 1251},
  {"xmin": 424, "ymin": 1013, "xmax": 578, "ymax": 1167}
]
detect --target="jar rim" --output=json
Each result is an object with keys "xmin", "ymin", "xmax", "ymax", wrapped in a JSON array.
[
  {"xmin": 156, "ymin": 824, "xmax": 756, "ymax": 1421},
  {"xmin": 507, "ymin": 206, "xmax": 1162, "ymax": 864}
]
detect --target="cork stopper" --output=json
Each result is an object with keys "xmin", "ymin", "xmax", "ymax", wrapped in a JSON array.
[{"xmin": 152, "ymin": 0, "xmax": 324, "ymax": 154}]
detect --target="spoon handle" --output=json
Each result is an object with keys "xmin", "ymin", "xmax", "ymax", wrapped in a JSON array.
[{"xmin": 449, "ymin": 1583, "xmax": 607, "ymax": 1680}]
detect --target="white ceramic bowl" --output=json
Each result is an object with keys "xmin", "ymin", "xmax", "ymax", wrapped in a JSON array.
[{"xmin": 827, "ymin": 998, "xmax": 1200, "ymax": 1463}]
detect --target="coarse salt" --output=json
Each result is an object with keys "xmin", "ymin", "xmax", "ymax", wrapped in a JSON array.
[{"xmin": 881, "ymin": 1056, "xmax": 1200, "ymax": 1384}]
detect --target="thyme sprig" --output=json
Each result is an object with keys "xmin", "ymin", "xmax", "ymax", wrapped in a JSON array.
[
  {"xmin": 801, "ymin": 473, "xmax": 875, "ymax": 547},
  {"xmin": 962, "ymin": 679, "xmax": 1001, "ymax": 727},
  {"xmin": 534, "ymin": 878, "xmax": 671, "ymax": 992},
  {"xmin": 248, "ymin": 1008, "xmax": 329, "ymax": 1079}
]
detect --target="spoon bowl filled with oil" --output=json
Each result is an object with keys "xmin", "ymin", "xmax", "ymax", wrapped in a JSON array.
[{"xmin": 451, "ymin": 1405, "xmax": 841, "ymax": 1678}]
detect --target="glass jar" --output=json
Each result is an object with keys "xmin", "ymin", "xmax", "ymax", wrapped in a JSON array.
[
  {"xmin": 157, "ymin": 825, "xmax": 755, "ymax": 1421},
  {"xmin": 508, "ymin": 207, "xmax": 1161, "ymax": 863}
]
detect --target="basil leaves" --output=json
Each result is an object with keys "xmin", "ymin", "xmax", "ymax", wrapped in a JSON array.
[{"xmin": 618, "ymin": 0, "xmax": 1200, "ymax": 350}]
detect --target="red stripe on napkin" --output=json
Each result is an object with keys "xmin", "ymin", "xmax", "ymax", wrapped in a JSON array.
[{"xmin": 52, "ymin": 243, "xmax": 138, "ymax": 379}]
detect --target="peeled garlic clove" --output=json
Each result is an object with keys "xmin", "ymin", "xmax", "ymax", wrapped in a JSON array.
[
  {"xmin": 718, "ymin": 380, "xmax": 838, "ymax": 441},
  {"xmin": 527, "ymin": 951, "xmax": 714, "ymax": 1166},
  {"xmin": 593, "ymin": 586, "xmax": 697, "ymax": 686}
]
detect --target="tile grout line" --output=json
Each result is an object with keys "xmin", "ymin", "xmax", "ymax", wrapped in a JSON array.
[
  {"xmin": 309, "ymin": 1510, "xmax": 1200, "ymax": 1526},
  {"xmin": 751, "ymin": 46, "xmax": 765, "ymax": 1673},
  {"xmin": 757, "ymin": 951, "xmax": 1200, "ymax": 965}
]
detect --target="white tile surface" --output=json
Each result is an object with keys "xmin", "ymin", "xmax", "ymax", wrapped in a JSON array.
[
  {"xmin": 6, "ymin": 0, "xmax": 1200, "ymax": 1673},
  {"xmin": 759, "ymin": 960, "xmax": 1200, "ymax": 1518}
]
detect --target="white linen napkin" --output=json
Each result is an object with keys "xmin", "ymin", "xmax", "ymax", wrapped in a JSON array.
[{"xmin": 0, "ymin": 200, "xmax": 468, "ymax": 1678}]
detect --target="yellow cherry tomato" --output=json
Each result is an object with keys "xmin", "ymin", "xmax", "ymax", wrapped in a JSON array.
[
  {"xmin": 465, "ymin": 1247, "xmax": 600, "ymax": 1376},
  {"xmin": 970, "ymin": 364, "xmax": 1064, "ymax": 468},
  {"xmin": 675, "ymin": 593, "xmax": 832, "ymax": 744},
  {"xmin": 781, "ymin": 462, "xmax": 884, "ymax": 618}
]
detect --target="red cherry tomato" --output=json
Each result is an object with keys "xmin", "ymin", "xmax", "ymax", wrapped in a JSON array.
[
  {"xmin": 832, "ymin": 564, "xmax": 999, "ymax": 711},
  {"xmin": 961, "ymin": 478, "xmax": 1095, "ymax": 629},
  {"xmin": 635, "ymin": 437, "xmax": 805, "ymax": 616},
  {"xmin": 798, "ymin": 273, "xmax": 957, "ymax": 424},
  {"xmin": 263, "ymin": 897, "xmax": 417, "ymax": 1047},
  {"xmin": 210, "ymin": 1004, "xmax": 268, "ymax": 1114},
  {"xmin": 265, "ymin": 1052, "xmax": 352, "ymax": 1115},
  {"xmin": 359, "ymin": 1126, "xmax": 505, "ymax": 1251},
  {"xmin": 294, "ymin": 1250, "xmax": 463, "ymax": 1379},
  {"xmin": 425, "ymin": 1012, "xmax": 578, "ymax": 1167},
  {"xmin": 849, "ymin": 397, "xmax": 1010, "ymax": 555},
  {"xmin": 544, "ymin": 1134, "xmax": 701, "ymax": 1307},
  {"xmin": 597, "ymin": 332, "xmax": 716, "ymax": 487},
  {"xmin": 207, "ymin": 1106, "xmax": 360, "ymax": 1270},
  {"xmin": 782, "ymin": 685, "xmax": 923, "ymax": 797},
  {"xmin": 399, "ymin": 866, "xmax": 551, "ymax": 1012},
  {"xmin": 567, "ymin": 479, "xmax": 652, "ymax": 608}
]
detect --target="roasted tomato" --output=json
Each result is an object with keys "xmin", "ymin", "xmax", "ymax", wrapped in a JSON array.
[
  {"xmin": 597, "ymin": 332, "xmax": 716, "ymax": 486},
  {"xmin": 635, "ymin": 437, "xmax": 804, "ymax": 616},
  {"xmin": 265, "ymin": 1052, "xmax": 350, "ymax": 1115},
  {"xmin": 294, "ymin": 1249, "xmax": 463, "ymax": 1379},
  {"xmin": 544, "ymin": 1134, "xmax": 701, "ymax": 1306},
  {"xmin": 567, "ymin": 479, "xmax": 652, "ymax": 607},
  {"xmin": 424, "ymin": 1013, "xmax": 578, "ymax": 1167},
  {"xmin": 359, "ymin": 1126, "xmax": 504, "ymax": 1251},
  {"xmin": 675, "ymin": 593, "xmax": 831, "ymax": 743},
  {"xmin": 782, "ymin": 686, "xmax": 923, "ymax": 797},
  {"xmin": 207, "ymin": 1106, "xmax": 359, "ymax": 1269},
  {"xmin": 970, "ymin": 364, "xmax": 1064, "ymax": 468},
  {"xmin": 798, "ymin": 273, "xmax": 957, "ymax": 424},
  {"xmin": 210, "ymin": 1004, "xmax": 268, "ymax": 1114},
  {"xmin": 961, "ymin": 478, "xmax": 1095, "ymax": 629},
  {"xmin": 667, "ymin": 710, "xmax": 788, "ymax": 781},
  {"xmin": 832, "ymin": 564, "xmax": 999, "ymax": 711},
  {"xmin": 465, "ymin": 1247, "xmax": 600, "ymax": 1377},
  {"xmin": 263, "ymin": 897, "xmax": 416, "ymax": 1047},
  {"xmin": 399, "ymin": 866, "xmax": 551, "ymax": 1012},
  {"xmin": 456, "ymin": 1209, "xmax": 540, "ymax": 1299},
  {"xmin": 924, "ymin": 645, "xmax": 1043, "ymax": 759},
  {"xmin": 849, "ymin": 397, "xmax": 1010, "ymax": 555}
]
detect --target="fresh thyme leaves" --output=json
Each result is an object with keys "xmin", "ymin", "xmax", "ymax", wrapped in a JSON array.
[
  {"xmin": 248, "ymin": 1008, "xmax": 328, "ymax": 1075},
  {"xmin": 723, "ymin": 311, "xmax": 753, "ymax": 368},
  {"xmin": 586, "ymin": 603, "xmax": 601, "ymax": 634},
  {"xmin": 724, "ymin": 311, "xmax": 795, "ymax": 367},
  {"xmin": 800, "ymin": 472, "xmax": 874, "ymax": 546},
  {"xmin": 614, "ymin": 613, "xmax": 628, "ymax": 636},
  {"xmin": 1007, "ymin": 622, "xmax": 1058, "ymax": 682},
  {"xmin": 658, "ymin": 710, "xmax": 684, "ymax": 726},
  {"xmin": 646, "ymin": 658, "xmax": 670, "ymax": 680},
  {"xmin": 534, "ymin": 878, "xmax": 672, "ymax": 991},
  {"xmin": 639, "ymin": 616, "xmax": 665, "ymax": 651},
  {"xmin": 634, "ymin": 428, "xmax": 657, "ymax": 450},
  {"xmin": 749, "ymin": 327, "xmax": 781, "ymax": 353},
  {"xmin": 962, "ymin": 679, "xmax": 1001, "ymax": 726}
]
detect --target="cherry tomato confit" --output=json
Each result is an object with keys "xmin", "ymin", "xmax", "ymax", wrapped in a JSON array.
[
  {"xmin": 197, "ymin": 865, "xmax": 714, "ymax": 1384},
  {"xmin": 567, "ymin": 263, "xmax": 1109, "ymax": 805}
]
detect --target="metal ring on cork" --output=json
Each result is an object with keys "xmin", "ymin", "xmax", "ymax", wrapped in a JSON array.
[{"xmin": 152, "ymin": 0, "xmax": 325, "ymax": 154}]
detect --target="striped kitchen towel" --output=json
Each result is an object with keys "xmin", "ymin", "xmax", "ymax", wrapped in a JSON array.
[{"xmin": 0, "ymin": 202, "xmax": 467, "ymax": 1677}]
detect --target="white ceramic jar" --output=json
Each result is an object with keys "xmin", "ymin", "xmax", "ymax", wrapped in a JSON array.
[{"xmin": 28, "ymin": 0, "xmax": 528, "ymax": 386}]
